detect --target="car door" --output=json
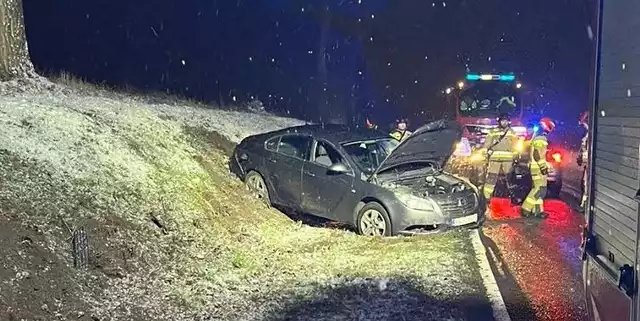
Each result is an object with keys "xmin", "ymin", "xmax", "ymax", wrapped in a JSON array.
[
  {"xmin": 264, "ymin": 134, "xmax": 310, "ymax": 208},
  {"xmin": 301, "ymin": 139, "xmax": 356, "ymax": 220}
]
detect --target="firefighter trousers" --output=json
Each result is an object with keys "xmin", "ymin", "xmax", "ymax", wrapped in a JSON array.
[
  {"xmin": 522, "ymin": 167, "xmax": 547, "ymax": 216},
  {"xmin": 482, "ymin": 160, "xmax": 513, "ymax": 200}
]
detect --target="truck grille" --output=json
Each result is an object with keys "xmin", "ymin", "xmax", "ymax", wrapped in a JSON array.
[
  {"xmin": 465, "ymin": 125, "xmax": 491, "ymax": 148},
  {"xmin": 434, "ymin": 193, "xmax": 478, "ymax": 218}
]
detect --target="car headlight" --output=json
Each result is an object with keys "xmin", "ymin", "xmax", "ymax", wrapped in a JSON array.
[
  {"xmin": 396, "ymin": 193, "xmax": 436, "ymax": 211},
  {"xmin": 514, "ymin": 138, "xmax": 525, "ymax": 153},
  {"xmin": 469, "ymin": 152, "xmax": 484, "ymax": 163}
]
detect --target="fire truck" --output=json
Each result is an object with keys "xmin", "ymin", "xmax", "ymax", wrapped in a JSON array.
[
  {"xmin": 446, "ymin": 73, "xmax": 565, "ymax": 200},
  {"xmin": 449, "ymin": 73, "xmax": 528, "ymax": 153}
]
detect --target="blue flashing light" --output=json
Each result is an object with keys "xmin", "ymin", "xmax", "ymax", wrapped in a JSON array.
[
  {"xmin": 465, "ymin": 73, "xmax": 515, "ymax": 82},
  {"xmin": 466, "ymin": 74, "xmax": 481, "ymax": 81},
  {"xmin": 532, "ymin": 125, "xmax": 540, "ymax": 134},
  {"xmin": 498, "ymin": 75, "xmax": 516, "ymax": 81}
]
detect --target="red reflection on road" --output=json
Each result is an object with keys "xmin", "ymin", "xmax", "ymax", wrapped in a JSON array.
[
  {"xmin": 487, "ymin": 198, "xmax": 520, "ymax": 220},
  {"xmin": 484, "ymin": 197, "xmax": 587, "ymax": 321}
]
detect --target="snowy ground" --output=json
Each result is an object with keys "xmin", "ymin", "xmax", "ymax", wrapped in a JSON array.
[{"xmin": 0, "ymin": 80, "xmax": 493, "ymax": 321}]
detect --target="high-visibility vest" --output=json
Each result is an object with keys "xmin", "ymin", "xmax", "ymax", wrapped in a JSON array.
[
  {"xmin": 480, "ymin": 127, "xmax": 517, "ymax": 161},
  {"xmin": 579, "ymin": 134, "xmax": 589, "ymax": 165},
  {"xmin": 529, "ymin": 135, "xmax": 549, "ymax": 170},
  {"xmin": 390, "ymin": 130, "xmax": 411, "ymax": 142}
]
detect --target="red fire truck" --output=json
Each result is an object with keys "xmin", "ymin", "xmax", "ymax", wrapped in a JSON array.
[{"xmin": 450, "ymin": 73, "xmax": 529, "ymax": 154}]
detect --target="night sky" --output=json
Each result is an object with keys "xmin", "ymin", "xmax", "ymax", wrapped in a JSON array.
[{"xmin": 22, "ymin": 0, "xmax": 596, "ymax": 139}]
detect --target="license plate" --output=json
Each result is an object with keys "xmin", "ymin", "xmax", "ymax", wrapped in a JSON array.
[{"xmin": 452, "ymin": 214, "xmax": 478, "ymax": 226}]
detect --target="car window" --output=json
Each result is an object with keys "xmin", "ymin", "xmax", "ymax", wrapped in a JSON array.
[
  {"xmin": 278, "ymin": 135, "xmax": 311, "ymax": 159},
  {"xmin": 265, "ymin": 136, "xmax": 280, "ymax": 151},
  {"xmin": 313, "ymin": 140, "xmax": 347, "ymax": 168},
  {"xmin": 342, "ymin": 138, "xmax": 399, "ymax": 174}
]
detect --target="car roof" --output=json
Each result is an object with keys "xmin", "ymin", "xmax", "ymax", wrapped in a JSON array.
[{"xmin": 267, "ymin": 124, "xmax": 389, "ymax": 144}]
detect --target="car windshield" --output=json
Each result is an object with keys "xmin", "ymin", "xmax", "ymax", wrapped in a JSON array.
[
  {"xmin": 458, "ymin": 82, "xmax": 519, "ymax": 117},
  {"xmin": 341, "ymin": 138, "xmax": 399, "ymax": 174}
]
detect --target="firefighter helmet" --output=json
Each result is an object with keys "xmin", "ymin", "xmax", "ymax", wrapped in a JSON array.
[
  {"xmin": 497, "ymin": 113, "xmax": 510, "ymax": 122},
  {"xmin": 539, "ymin": 117, "xmax": 556, "ymax": 133},
  {"xmin": 396, "ymin": 117, "xmax": 409, "ymax": 124}
]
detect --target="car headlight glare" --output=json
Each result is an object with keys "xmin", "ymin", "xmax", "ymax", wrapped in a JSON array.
[{"xmin": 396, "ymin": 193, "xmax": 435, "ymax": 211}]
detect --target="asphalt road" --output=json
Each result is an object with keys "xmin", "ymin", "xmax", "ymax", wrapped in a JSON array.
[{"xmin": 480, "ymin": 165, "xmax": 588, "ymax": 321}]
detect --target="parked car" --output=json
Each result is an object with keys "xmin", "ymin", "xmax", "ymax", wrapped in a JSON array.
[{"xmin": 229, "ymin": 120, "xmax": 483, "ymax": 236}]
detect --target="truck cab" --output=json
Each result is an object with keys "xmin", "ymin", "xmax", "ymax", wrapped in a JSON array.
[
  {"xmin": 454, "ymin": 73, "xmax": 526, "ymax": 150},
  {"xmin": 582, "ymin": 1, "xmax": 640, "ymax": 320}
]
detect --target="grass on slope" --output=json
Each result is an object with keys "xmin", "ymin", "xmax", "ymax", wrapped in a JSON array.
[{"xmin": 0, "ymin": 82, "xmax": 489, "ymax": 321}]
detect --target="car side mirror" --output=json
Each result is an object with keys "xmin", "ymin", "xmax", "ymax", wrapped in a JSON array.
[{"xmin": 328, "ymin": 163, "xmax": 349, "ymax": 174}]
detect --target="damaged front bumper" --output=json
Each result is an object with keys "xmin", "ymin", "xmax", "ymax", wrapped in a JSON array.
[{"xmin": 392, "ymin": 191, "xmax": 483, "ymax": 236}]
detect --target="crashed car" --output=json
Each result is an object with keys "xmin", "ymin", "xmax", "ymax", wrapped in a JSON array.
[{"xmin": 229, "ymin": 119, "xmax": 483, "ymax": 236}]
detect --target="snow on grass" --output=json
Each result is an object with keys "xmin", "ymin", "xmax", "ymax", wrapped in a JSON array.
[{"xmin": 0, "ymin": 81, "xmax": 489, "ymax": 321}]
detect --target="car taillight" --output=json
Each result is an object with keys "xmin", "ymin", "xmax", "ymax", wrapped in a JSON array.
[{"xmin": 546, "ymin": 150, "xmax": 563, "ymax": 163}]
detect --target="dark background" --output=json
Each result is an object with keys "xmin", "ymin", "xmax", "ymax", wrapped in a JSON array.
[{"xmin": 22, "ymin": 0, "xmax": 596, "ymax": 144}]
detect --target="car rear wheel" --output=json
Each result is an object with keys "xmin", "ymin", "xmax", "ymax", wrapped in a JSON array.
[
  {"xmin": 356, "ymin": 202, "xmax": 392, "ymax": 237},
  {"xmin": 245, "ymin": 171, "xmax": 271, "ymax": 206}
]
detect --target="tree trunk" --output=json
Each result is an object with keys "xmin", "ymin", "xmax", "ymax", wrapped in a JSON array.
[{"xmin": 0, "ymin": 0, "xmax": 34, "ymax": 80}]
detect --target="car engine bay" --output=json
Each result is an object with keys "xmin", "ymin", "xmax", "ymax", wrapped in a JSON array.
[{"xmin": 379, "ymin": 171, "xmax": 470, "ymax": 198}]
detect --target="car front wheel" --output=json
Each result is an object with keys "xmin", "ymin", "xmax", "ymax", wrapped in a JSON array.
[
  {"xmin": 356, "ymin": 202, "xmax": 392, "ymax": 237},
  {"xmin": 245, "ymin": 171, "xmax": 271, "ymax": 206}
]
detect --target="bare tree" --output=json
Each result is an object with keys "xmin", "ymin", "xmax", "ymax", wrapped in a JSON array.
[{"xmin": 0, "ymin": 0, "xmax": 35, "ymax": 80}]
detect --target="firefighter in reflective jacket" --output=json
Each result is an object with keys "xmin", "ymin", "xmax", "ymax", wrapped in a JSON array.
[
  {"xmin": 390, "ymin": 118, "xmax": 412, "ymax": 142},
  {"xmin": 577, "ymin": 111, "xmax": 589, "ymax": 211},
  {"xmin": 481, "ymin": 114, "xmax": 517, "ymax": 203},
  {"xmin": 521, "ymin": 117, "xmax": 556, "ymax": 218}
]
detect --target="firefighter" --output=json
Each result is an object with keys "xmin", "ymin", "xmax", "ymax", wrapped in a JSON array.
[
  {"xmin": 577, "ymin": 111, "xmax": 589, "ymax": 212},
  {"xmin": 521, "ymin": 117, "xmax": 556, "ymax": 219},
  {"xmin": 481, "ymin": 114, "xmax": 518, "ymax": 204},
  {"xmin": 390, "ymin": 118, "xmax": 412, "ymax": 142}
]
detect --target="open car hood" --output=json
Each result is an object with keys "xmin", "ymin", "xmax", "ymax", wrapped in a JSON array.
[{"xmin": 371, "ymin": 119, "xmax": 462, "ymax": 177}]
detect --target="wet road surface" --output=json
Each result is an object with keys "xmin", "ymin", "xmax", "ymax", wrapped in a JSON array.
[{"xmin": 481, "ymin": 191, "xmax": 588, "ymax": 321}]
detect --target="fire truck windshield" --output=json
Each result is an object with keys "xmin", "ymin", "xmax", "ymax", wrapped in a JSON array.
[{"xmin": 458, "ymin": 82, "xmax": 519, "ymax": 117}]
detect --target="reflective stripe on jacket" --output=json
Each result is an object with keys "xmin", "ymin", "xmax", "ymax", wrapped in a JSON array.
[
  {"xmin": 481, "ymin": 127, "xmax": 517, "ymax": 161},
  {"xmin": 529, "ymin": 135, "xmax": 549, "ymax": 169},
  {"xmin": 390, "ymin": 130, "xmax": 411, "ymax": 142},
  {"xmin": 580, "ymin": 134, "xmax": 589, "ymax": 165}
]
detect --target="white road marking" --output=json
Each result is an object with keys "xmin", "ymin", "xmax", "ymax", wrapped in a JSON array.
[{"xmin": 470, "ymin": 229, "xmax": 512, "ymax": 321}]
